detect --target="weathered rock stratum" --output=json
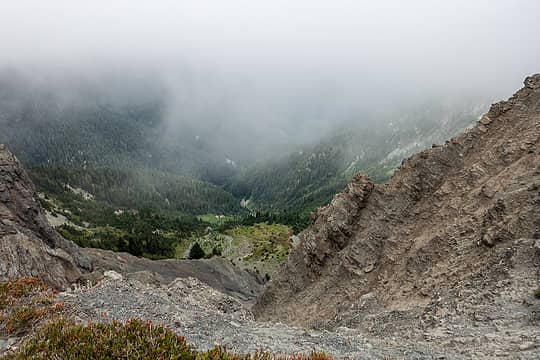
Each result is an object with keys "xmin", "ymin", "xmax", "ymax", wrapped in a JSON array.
[
  {"xmin": 254, "ymin": 75, "xmax": 540, "ymax": 357},
  {"xmin": 0, "ymin": 145, "xmax": 92, "ymax": 288}
]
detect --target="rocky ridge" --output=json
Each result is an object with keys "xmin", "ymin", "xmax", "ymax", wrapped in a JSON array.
[
  {"xmin": 254, "ymin": 75, "xmax": 540, "ymax": 357},
  {"xmin": 81, "ymin": 247, "xmax": 263, "ymax": 301},
  {"xmin": 0, "ymin": 145, "xmax": 91, "ymax": 288},
  {"xmin": 257, "ymin": 74, "xmax": 540, "ymax": 322}
]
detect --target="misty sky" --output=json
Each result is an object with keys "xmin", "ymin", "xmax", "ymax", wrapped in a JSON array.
[{"xmin": 1, "ymin": 0, "xmax": 540, "ymax": 158}]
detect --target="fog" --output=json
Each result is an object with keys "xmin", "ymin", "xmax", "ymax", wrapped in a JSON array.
[{"xmin": 1, "ymin": 0, "xmax": 540, "ymax": 161}]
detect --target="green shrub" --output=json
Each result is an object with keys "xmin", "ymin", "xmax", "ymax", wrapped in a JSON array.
[
  {"xmin": 535, "ymin": 287, "xmax": 540, "ymax": 299},
  {"xmin": 188, "ymin": 242, "xmax": 206, "ymax": 259},
  {"xmin": 0, "ymin": 278, "xmax": 63, "ymax": 336},
  {"xmin": 5, "ymin": 318, "xmax": 195, "ymax": 360},
  {"xmin": 212, "ymin": 245, "xmax": 223, "ymax": 257},
  {"xmin": 0, "ymin": 277, "xmax": 49, "ymax": 307}
]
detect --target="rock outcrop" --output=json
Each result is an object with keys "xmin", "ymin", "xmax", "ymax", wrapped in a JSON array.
[
  {"xmin": 0, "ymin": 145, "xmax": 92, "ymax": 288},
  {"xmin": 82, "ymin": 248, "xmax": 264, "ymax": 301},
  {"xmin": 255, "ymin": 74, "xmax": 540, "ymax": 339}
]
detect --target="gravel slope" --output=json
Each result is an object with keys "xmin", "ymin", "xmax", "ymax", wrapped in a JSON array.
[{"xmin": 61, "ymin": 273, "xmax": 456, "ymax": 359}]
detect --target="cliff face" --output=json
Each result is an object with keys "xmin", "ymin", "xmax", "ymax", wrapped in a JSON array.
[
  {"xmin": 0, "ymin": 145, "xmax": 91, "ymax": 288},
  {"xmin": 255, "ymin": 75, "xmax": 540, "ymax": 328}
]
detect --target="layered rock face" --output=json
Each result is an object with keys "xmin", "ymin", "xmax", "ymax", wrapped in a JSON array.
[
  {"xmin": 0, "ymin": 145, "xmax": 91, "ymax": 288},
  {"xmin": 255, "ymin": 75, "xmax": 540, "ymax": 329}
]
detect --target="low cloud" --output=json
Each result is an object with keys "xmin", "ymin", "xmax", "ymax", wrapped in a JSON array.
[{"xmin": 1, "ymin": 0, "xmax": 539, "ymax": 160}]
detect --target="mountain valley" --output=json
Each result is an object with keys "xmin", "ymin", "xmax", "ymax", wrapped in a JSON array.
[
  {"xmin": 0, "ymin": 70, "xmax": 487, "ymax": 276},
  {"xmin": 1, "ymin": 75, "xmax": 539, "ymax": 359}
]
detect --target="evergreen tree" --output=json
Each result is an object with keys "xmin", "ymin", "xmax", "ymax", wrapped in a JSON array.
[{"xmin": 188, "ymin": 242, "xmax": 205, "ymax": 259}]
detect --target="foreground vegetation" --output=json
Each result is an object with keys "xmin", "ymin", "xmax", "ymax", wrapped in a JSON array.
[
  {"xmin": 5, "ymin": 319, "xmax": 332, "ymax": 360},
  {"xmin": 1, "ymin": 279, "xmax": 332, "ymax": 360},
  {"xmin": 0, "ymin": 278, "xmax": 63, "ymax": 337}
]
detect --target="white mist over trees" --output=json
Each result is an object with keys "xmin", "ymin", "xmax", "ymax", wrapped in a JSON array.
[
  {"xmin": 1, "ymin": 1, "xmax": 539, "ymax": 155},
  {"xmin": 0, "ymin": 0, "xmax": 539, "ymax": 193}
]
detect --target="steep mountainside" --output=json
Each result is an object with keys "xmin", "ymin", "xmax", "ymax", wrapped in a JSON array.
[
  {"xmin": 32, "ymin": 165, "xmax": 241, "ymax": 215},
  {"xmin": 0, "ymin": 70, "xmax": 237, "ymax": 185},
  {"xmin": 236, "ymin": 102, "xmax": 485, "ymax": 214},
  {"xmin": 0, "ymin": 145, "xmax": 91, "ymax": 288},
  {"xmin": 255, "ymin": 74, "xmax": 540, "ymax": 349},
  {"xmin": 0, "ymin": 70, "xmax": 242, "ymax": 217}
]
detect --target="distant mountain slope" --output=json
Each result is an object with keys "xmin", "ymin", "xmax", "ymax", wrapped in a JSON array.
[
  {"xmin": 31, "ymin": 165, "xmax": 241, "ymax": 215},
  {"xmin": 0, "ymin": 97, "xmax": 238, "ymax": 187},
  {"xmin": 239, "ymin": 102, "xmax": 485, "ymax": 213},
  {"xmin": 0, "ymin": 71, "xmax": 243, "ymax": 215},
  {"xmin": 0, "ymin": 69, "xmax": 487, "ymax": 218}
]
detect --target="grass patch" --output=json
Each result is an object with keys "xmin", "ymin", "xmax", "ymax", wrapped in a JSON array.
[
  {"xmin": 226, "ymin": 223, "xmax": 291, "ymax": 264},
  {"xmin": 175, "ymin": 237, "xmax": 193, "ymax": 258},
  {"xmin": 224, "ymin": 223, "xmax": 291, "ymax": 276},
  {"xmin": 5, "ymin": 318, "xmax": 333, "ymax": 360}
]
